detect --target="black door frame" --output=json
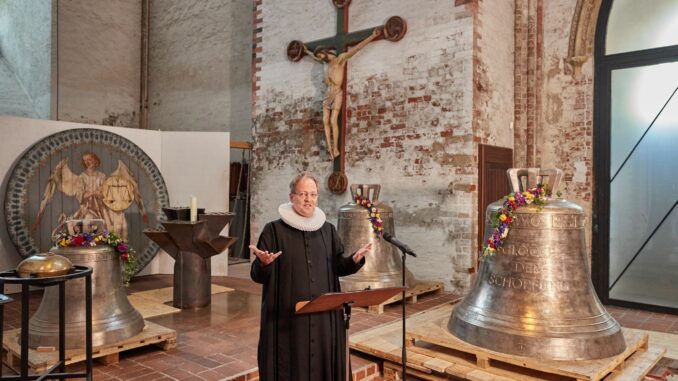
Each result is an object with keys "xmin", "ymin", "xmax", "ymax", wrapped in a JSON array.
[{"xmin": 593, "ymin": 0, "xmax": 678, "ymax": 314}]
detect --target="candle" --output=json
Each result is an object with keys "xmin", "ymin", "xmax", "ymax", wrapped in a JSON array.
[{"xmin": 190, "ymin": 195, "xmax": 198, "ymax": 222}]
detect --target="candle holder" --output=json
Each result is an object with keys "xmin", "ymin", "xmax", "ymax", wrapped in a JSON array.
[
  {"xmin": 161, "ymin": 207, "xmax": 205, "ymax": 222},
  {"xmin": 144, "ymin": 212, "xmax": 237, "ymax": 308}
]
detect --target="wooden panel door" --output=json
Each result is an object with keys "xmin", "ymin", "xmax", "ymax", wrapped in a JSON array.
[{"xmin": 477, "ymin": 145, "xmax": 513, "ymax": 256}]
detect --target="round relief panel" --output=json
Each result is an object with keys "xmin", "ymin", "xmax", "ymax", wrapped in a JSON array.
[{"xmin": 4, "ymin": 128, "xmax": 169, "ymax": 274}]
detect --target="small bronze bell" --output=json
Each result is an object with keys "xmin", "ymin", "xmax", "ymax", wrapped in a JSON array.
[
  {"xmin": 16, "ymin": 252, "xmax": 73, "ymax": 278},
  {"xmin": 338, "ymin": 184, "xmax": 416, "ymax": 291}
]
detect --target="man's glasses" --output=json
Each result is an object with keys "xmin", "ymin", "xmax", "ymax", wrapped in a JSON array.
[{"xmin": 293, "ymin": 192, "xmax": 319, "ymax": 199}]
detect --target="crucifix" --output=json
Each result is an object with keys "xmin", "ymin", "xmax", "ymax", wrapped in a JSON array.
[{"xmin": 287, "ymin": 0, "xmax": 406, "ymax": 194}]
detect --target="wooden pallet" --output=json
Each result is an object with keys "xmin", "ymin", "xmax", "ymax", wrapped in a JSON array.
[
  {"xmin": 1, "ymin": 320, "xmax": 176, "ymax": 374},
  {"xmin": 362, "ymin": 281, "xmax": 443, "ymax": 314},
  {"xmin": 350, "ymin": 303, "xmax": 666, "ymax": 381}
]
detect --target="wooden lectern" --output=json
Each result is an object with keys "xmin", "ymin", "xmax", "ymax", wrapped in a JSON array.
[{"xmin": 296, "ymin": 287, "xmax": 404, "ymax": 381}]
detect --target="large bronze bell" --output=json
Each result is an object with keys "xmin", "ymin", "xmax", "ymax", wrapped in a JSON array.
[
  {"xmin": 28, "ymin": 245, "xmax": 144, "ymax": 349},
  {"xmin": 338, "ymin": 184, "xmax": 416, "ymax": 291},
  {"xmin": 448, "ymin": 168, "xmax": 626, "ymax": 360}
]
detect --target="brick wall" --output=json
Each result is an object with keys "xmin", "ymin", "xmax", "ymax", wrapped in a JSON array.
[
  {"xmin": 251, "ymin": 0, "xmax": 601, "ymax": 291},
  {"xmin": 56, "ymin": 0, "xmax": 141, "ymax": 127},
  {"xmin": 251, "ymin": 0, "xmax": 477, "ymax": 290},
  {"xmin": 513, "ymin": 0, "xmax": 596, "ymax": 254},
  {"xmin": 475, "ymin": 0, "xmax": 514, "ymax": 148},
  {"xmin": 540, "ymin": 0, "xmax": 596, "ymax": 248},
  {"xmin": 149, "ymin": 0, "xmax": 253, "ymax": 137}
]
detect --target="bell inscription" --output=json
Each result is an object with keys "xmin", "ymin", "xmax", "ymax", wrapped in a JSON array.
[
  {"xmin": 510, "ymin": 213, "xmax": 583, "ymax": 229},
  {"xmin": 498, "ymin": 242, "xmax": 575, "ymax": 258},
  {"xmin": 486, "ymin": 273, "xmax": 578, "ymax": 293}
]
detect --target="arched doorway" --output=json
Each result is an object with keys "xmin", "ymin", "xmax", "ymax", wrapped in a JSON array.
[{"xmin": 593, "ymin": 0, "xmax": 678, "ymax": 313}]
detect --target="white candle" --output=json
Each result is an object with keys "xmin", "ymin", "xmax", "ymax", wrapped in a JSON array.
[{"xmin": 190, "ymin": 195, "xmax": 198, "ymax": 222}]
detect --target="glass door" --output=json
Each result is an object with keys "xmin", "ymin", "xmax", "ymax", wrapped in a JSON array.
[
  {"xmin": 594, "ymin": 0, "xmax": 678, "ymax": 312},
  {"xmin": 607, "ymin": 63, "xmax": 678, "ymax": 308}
]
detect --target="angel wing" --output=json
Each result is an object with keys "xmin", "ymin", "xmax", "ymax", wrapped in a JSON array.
[
  {"xmin": 106, "ymin": 160, "xmax": 149, "ymax": 222},
  {"xmin": 31, "ymin": 159, "xmax": 85, "ymax": 231}
]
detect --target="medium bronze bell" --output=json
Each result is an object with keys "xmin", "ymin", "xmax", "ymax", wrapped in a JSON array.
[
  {"xmin": 28, "ymin": 245, "xmax": 144, "ymax": 349},
  {"xmin": 338, "ymin": 184, "xmax": 416, "ymax": 291},
  {"xmin": 448, "ymin": 168, "xmax": 626, "ymax": 360}
]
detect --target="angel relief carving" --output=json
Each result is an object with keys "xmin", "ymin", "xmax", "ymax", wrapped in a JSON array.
[{"xmin": 31, "ymin": 151, "xmax": 149, "ymax": 240}]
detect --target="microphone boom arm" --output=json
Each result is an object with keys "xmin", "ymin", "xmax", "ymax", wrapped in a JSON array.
[{"xmin": 382, "ymin": 233, "xmax": 417, "ymax": 257}]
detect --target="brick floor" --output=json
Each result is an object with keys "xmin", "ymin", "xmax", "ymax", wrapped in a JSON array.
[{"xmin": 1, "ymin": 271, "xmax": 677, "ymax": 380}]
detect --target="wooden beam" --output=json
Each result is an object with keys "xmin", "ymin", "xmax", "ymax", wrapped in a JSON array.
[{"xmin": 230, "ymin": 140, "xmax": 252, "ymax": 150}]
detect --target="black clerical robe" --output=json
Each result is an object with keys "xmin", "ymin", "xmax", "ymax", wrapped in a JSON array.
[{"xmin": 251, "ymin": 219, "xmax": 364, "ymax": 381}]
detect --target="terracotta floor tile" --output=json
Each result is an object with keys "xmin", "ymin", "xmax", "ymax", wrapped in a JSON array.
[{"xmin": 2, "ymin": 273, "xmax": 677, "ymax": 380}]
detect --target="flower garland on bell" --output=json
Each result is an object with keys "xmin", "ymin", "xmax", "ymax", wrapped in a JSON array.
[
  {"xmin": 482, "ymin": 185, "xmax": 548, "ymax": 259},
  {"xmin": 53, "ymin": 231, "xmax": 139, "ymax": 286},
  {"xmin": 353, "ymin": 195, "xmax": 383, "ymax": 237}
]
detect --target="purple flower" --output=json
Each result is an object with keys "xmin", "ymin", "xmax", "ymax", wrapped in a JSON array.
[{"xmin": 117, "ymin": 242, "xmax": 129, "ymax": 253}]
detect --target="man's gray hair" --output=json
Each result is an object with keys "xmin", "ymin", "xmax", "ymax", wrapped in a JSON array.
[{"xmin": 289, "ymin": 172, "xmax": 319, "ymax": 193}]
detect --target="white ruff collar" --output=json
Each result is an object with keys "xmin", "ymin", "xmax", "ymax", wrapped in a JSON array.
[{"xmin": 278, "ymin": 203, "xmax": 326, "ymax": 232}]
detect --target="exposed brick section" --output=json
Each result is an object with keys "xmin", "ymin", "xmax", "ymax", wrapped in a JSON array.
[
  {"xmin": 524, "ymin": 1, "xmax": 596, "ymax": 254},
  {"xmin": 513, "ymin": 0, "xmax": 544, "ymax": 168},
  {"xmin": 251, "ymin": 0, "xmax": 263, "ymax": 115},
  {"xmin": 251, "ymin": 2, "xmax": 477, "ymax": 292}
]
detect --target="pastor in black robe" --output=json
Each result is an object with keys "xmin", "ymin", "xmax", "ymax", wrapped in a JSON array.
[{"xmin": 251, "ymin": 219, "xmax": 364, "ymax": 381}]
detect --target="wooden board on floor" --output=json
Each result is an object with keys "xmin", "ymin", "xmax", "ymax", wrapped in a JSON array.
[
  {"xmin": 351, "ymin": 309, "xmax": 549, "ymax": 381},
  {"xmin": 406, "ymin": 304, "xmax": 659, "ymax": 381},
  {"xmin": 365, "ymin": 281, "xmax": 443, "ymax": 314},
  {"xmin": 604, "ymin": 345, "xmax": 666, "ymax": 380},
  {"xmin": 351, "ymin": 303, "xmax": 666, "ymax": 381},
  {"xmin": 2, "ymin": 320, "xmax": 176, "ymax": 373},
  {"xmin": 128, "ymin": 294, "xmax": 181, "ymax": 318},
  {"xmin": 130, "ymin": 283, "xmax": 234, "ymax": 304},
  {"xmin": 405, "ymin": 341, "xmax": 665, "ymax": 381}
]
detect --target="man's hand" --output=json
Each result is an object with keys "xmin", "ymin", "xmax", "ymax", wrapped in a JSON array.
[
  {"xmin": 249, "ymin": 245, "xmax": 282, "ymax": 266},
  {"xmin": 352, "ymin": 242, "xmax": 373, "ymax": 263}
]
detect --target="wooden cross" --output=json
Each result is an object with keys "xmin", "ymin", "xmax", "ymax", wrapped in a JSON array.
[{"xmin": 287, "ymin": 0, "xmax": 406, "ymax": 194}]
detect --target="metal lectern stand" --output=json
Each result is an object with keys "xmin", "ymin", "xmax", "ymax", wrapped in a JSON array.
[{"xmin": 295, "ymin": 287, "xmax": 404, "ymax": 381}]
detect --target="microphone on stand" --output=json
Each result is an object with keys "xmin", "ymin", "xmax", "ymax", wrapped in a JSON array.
[
  {"xmin": 381, "ymin": 231, "xmax": 416, "ymax": 381},
  {"xmin": 382, "ymin": 233, "xmax": 417, "ymax": 257}
]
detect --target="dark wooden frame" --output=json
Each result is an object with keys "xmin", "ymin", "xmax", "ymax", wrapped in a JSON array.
[
  {"xmin": 477, "ymin": 144, "xmax": 513, "ymax": 265},
  {"xmin": 593, "ymin": 0, "xmax": 678, "ymax": 314}
]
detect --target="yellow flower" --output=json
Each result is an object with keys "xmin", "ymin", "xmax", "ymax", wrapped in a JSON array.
[
  {"xmin": 499, "ymin": 214, "xmax": 507, "ymax": 222},
  {"xmin": 508, "ymin": 196, "xmax": 515, "ymax": 202},
  {"xmin": 375, "ymin": 213, "xmax": 380, "ymax": 218}
]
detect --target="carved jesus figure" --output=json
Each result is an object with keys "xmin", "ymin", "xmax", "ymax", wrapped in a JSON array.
[{"xmin": 305, "ymin": 28, "xmax": 381, "ymax": 160}]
